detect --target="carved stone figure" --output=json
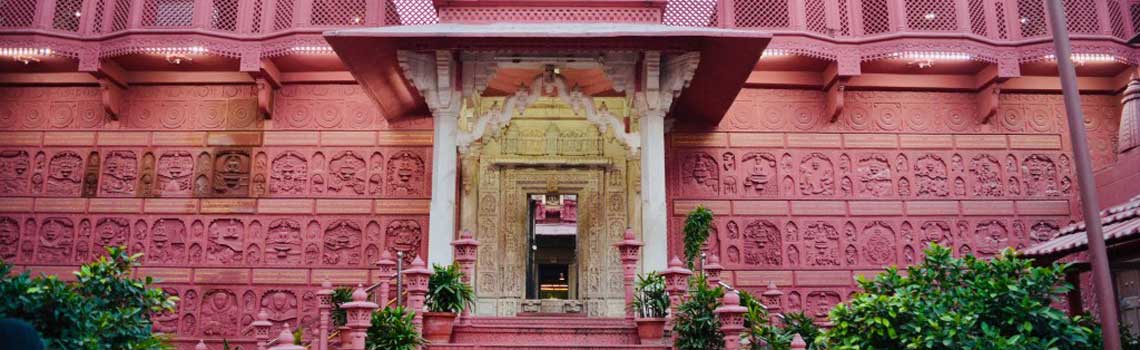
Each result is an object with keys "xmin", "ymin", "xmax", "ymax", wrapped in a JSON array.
[
  {"xmin": 856, "ymin": 153, "xmax": 892, "ymax": 196},
  {"xmin": 723, "ymin": 176, "xmax": 737, "ymax": 195},
  {"xmin": 803, "ymin": 221, "xmax": 840, "ymax": 266},
  {"xmin": 723, "ymin": 152, "xmax": 736, "ymax": 171},
  {"xmin": 152, "ymin": 288, "xmax": 180, "ymax": 333},
  {"xmin": 149, "ymin": 218, "xmax": 186, "ymax": 264},
  {"xmin": 951, "ymin": 154, "xmax": 963, "ymax": 173},
  {"xmin": 919, "ymin": 221, "xmax": 952, "ymax": 247},
  {"xmin": 726, "ymin": 245, "xmax": 740, "ymax": 264},
  {"xmin": 742, "ymin": 219, "xmax": 782, "ymax": 266},
  {"xmin": 895, "ymin": 154, "xmax": 908, "ymax": 174},
  {"xmin": 681, "ymin": 153, "xmax": 720, "ymax": 194},
  {"xmin": 845, "ymin": 244, "xmax": 858, "ymax": 265},
  {"xmin": 94, "ymin": 217, "xmax": 129, "ymax": 253},
  {"xmin": 0, "ymin": 150, "xmax": 30, "ymax": 194},
  {"xmin": 863, "ymin": 221, "xmax": 896, "ymax": 265},
  {"xmin": 1021, "ymin": 154, "xmax": 1059, "ymax": 196},
  {"xmin": 207, "ymin": 219, "xmax": 243, "ymax": 264},
  {"xmin": 969, "ymin": 154, "xmax": 1003, "ymax": 196},
  {"xmin": 913, "ymin": 154, "xmax": 948, "ymax": 197},
  {"xmin": 807, "ymin": 291, "xmax": 841, "ymax": 319},
  {"xmin": 139, "ymin": 153, "xmax": 156, "ymax": 197},
  {"xmin": 260, "ymin": 290, "xmax": 298, "ymax": 328},
  {"xmin": 328, "ymin": 151, "xmax": 366, "ymax": 194},
  {"xmin": 200, "ymin": 290, "xmax": 239, "ymax": 336},
  {"xmin": 323, "ymin": 219, "xmax": 362, "ymax": 265},
  {"xmin": 953, "ymin": 177, "xmax": 966, "ymax": 196},
  {"xmin": 726, "ymin": 221, "xmax": 739, "ymax": 239},
  {"xmin": 386, "ymin": 151, "xmax": 426, "ymax": 196},
  {"xmin": 212, "ymin": 150, "xmax": 251, "ymax": 196},
  {"xmin": 156, "ymin": 151, "xmax": 194, "ymax": 195},
  {"xmin": 0, "ymin": 217, "xmax": 19, "ymax": 259},
  {"xmin": 798, "ymin": 153, "xmax": 834, "ymax": 196},
  {"xmin": 741, "ymin": 152, "xmax": 776, "ymax": 195},
  {"xmin": 37, "ymin": 217, "xmax": 74, "ymax": 262},
  {"xmin": 1030, "ymin": 221, "xmax": 1059, "ymax": 243},
  {"xmin": 46, "ymin": 151, "xmax": 83, "ymax": 195},
  {"xmin": 974, "ymin": 220, "xmax": 1009, "ymax": 256},
  {"xmin": 270, "ymin": 152, "xmax": 308, "ymax": 195},
  {"xmin": 82, "ymin": 151, "xmax": 99, "ymax": 197},
  {"xmin": 100, "ymin": 151, "xmax": 139, "ymax": 195},
  {"xmin": 386, "ymin": 219, "xmax": 422, "ymax": 263},
  {"xmin": 265, "ymin": 219, "xmax": 302, "ymax": 264},
  {"xmin": 369, "ymin": 152, "xmax": 384, "ymax": 195},
  {"xmin": 898, "ymin": 177, "xmax": 911, "ymax": 196}
]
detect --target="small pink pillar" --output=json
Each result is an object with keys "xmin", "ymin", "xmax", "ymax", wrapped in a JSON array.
[
  {"xmin": 251, "ymin": 310, "xmax": 273, "ymax": 350},
  {"xmin": 791, "ymin": 333, "xmax": 807, "ymax": 349},
  {"xmin": 377, "ymin": 252, "xmax": 397, "ymax": 306},
  {"xmin": 339, "ymin": 285, "xmax": 379, "ymax": 350},
  {"xmin": 403, "ymin": 257, "xmax": 433, "ymax": 331},
  {"xmin": 613, "ymin": 228, "xmax": 643, "ymax": 319},
  {"xmin": 761, "ymin": 281, "xmax": 784, "ymax": 326},
  {"xmin": 660, "ymin": 256, "xmax": 692, "ymax": 333},
  {"xmin": 267, "ymin": 323, "xmax": 306, "ymax": 350},
  {"xmin": 316, "ymin": 281, "xmax": 334, "ymax": 350},
  {"xmin": 451, "ymin": 229, "xmax": 480, "ymax": 322},
  {"xmin": 714, "ymin": 290, "xmax": 748, "ymax": 350},
  {"xmin": 704, "ymin": 254, "xmax": 724, "ymax": 288},
  {"xmin": 195, "ymin": 340, "xmax": 208, "ymax": 350}
]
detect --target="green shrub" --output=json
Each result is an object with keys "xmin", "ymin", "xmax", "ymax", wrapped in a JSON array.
[
  {"xmin": 632, "ymin": 272, "xmax": 669, "ymax": 318},
  {"xmin": 425, "ymin": 263, "xmax": 475, "ymax": 313},
  {"xmin": 365, "ymin": 306, "xmax": 424, "ymax": 350},
  {"xmin": 682, "ymin": 205, "xmax": 714, "ymax": 270},
  {"xmin": 0, "ymin": 246, "xmax": 177, "ymax": 350},
  {"xmin": 739, "ymin": 292, "xmax": 821, "ymax": 350},
  {"xmin": 674, "ymin": 273, "xmax": 725, "ymax": 350},
  {"xmin": 822, "ymin": 244, "xmax": 1099, "ymax": 350},
  {"xmin": 330, "ymin": 287, "xmax": 354, "ymax": 327}
]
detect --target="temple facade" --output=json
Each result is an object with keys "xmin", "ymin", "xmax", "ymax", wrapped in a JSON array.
[{"xmin": 1, "ymin": 0, "xmax": 1139, "ymax": 348}]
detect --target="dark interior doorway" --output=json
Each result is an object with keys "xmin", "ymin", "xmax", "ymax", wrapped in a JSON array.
[{"xmin": 526, "ymin": 193, "xmax": 578, "ymax": 300}]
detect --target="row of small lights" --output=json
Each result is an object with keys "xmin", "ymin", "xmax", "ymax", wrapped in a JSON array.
[
  {"xmin": 142, "ymin": 46, "xmax": 208, "ymax": 55},
  {"xmin": 1, "ymin": 48, "xmax": 55, "ymax": 64},
  {"xmin": 1043, "ymin": 53, "xmax": 1125, "ymax": 63},
  {"xmin": 288, "ymin": 46, "xmax": 335, "ymax": 54}
]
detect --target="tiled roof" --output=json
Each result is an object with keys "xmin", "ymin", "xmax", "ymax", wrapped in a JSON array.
[{"xmin": 1022, "ymin": 194, "xmax": 1140, "ymax": 258}]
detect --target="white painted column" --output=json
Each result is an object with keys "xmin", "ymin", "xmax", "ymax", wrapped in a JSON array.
[
  {"xmin": 640, "ymin": 111, "xmax": 668, "ymax": 272},
  {"xmin": 428, "ymin": 111, "xmax": 459, "ymax": 266}
]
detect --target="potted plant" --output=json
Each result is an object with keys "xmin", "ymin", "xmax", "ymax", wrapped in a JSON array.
[
  {"xmin": 422, "ymin": 263, "xmax": 475, "ymax": 343},
  {"xmin": 365, "ymin": 306, "xmax": 425, "ymax": 350},
  {"xmin": 632, "ymin": 272, "xmax": 670, "ymax": 344}
]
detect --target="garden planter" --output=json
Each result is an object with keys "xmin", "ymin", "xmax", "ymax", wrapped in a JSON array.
[
  {"xmin": 635, "ymin": 317, "xmax": 667, "ymax": 344},
  {"xmin": 423, "ymin": 312, "xmax": 458, "ymax": 343}
]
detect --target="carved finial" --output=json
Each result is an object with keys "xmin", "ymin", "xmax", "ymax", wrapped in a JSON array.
[
  {"xmin": 257, "ymin": 309, "xmax": 269, "ymax": 321},
  {"xmin": 668, "ymin": 256, "xmax": 684, "ymax": 268},
  {"xmin": 320, "ymin": 280, "xmax": 332, "ymax": 289},
  {"xmin": 410, "ymin": 256, "xmax": 426, "ymax": 269},
  {"xmin": 460, "ymin": 229, "xmax": 474, "ymax": 239},
  {"xmin": 195, "ymin": 340, "xmax": 208, "ymax": 350},
  {"xmin": 352, "ymin": 284, "xmax": 367, "ymax": 302},
  {"xmin": 723, "ymin": 289, "xmax": 740, "ymax": 306},
  {"xmin": 791, "ymin": 333, "xmax": 807, "ymax": 349},
  {"xmin": 623, "ymin": 228, "xmax": 636, "ymax": 240},
  {"xmin": 708, "ymin": 254, "xmax": 720, "ymax": 265},
  {"xmin": 277, "ymin": 323, "xmax": 295, "ymax": 344}
]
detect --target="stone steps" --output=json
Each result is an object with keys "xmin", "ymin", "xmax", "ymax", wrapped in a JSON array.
[{"xmin": 427, "ymin": 316, "xmax": 668, "ymax": 349}]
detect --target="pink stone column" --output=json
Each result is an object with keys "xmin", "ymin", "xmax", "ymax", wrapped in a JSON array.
[
  {"xmin": 660, "ymin": 256, "xmax": 692, "ymax": 334},
  {"xmin": 704, "ymin": 254, "xmax": 724, "ymax": 288},
  {"xmin": 451, "ymin": 229, "xmax": 480, "ymax": 323},
  {"xmin": 316, "ymin": 281, "xmax": 334, "ymax": 350},
  {"xmin": 267, "ymin": 323, "xmax": 306, "ymax": 350},
  {"xmin": 339, "ymin": 286, "xmax": 379, "ymax": 350},
  {"xmin": 403, "ymin": 257, "xmax": 433, "ymax": 332},
  {"xmin": 251, "ymin": 310, "xmax": 273, "ymax": 350},
  {"xmin": 761, "ymin": 281, "xmax": 785, "ymax": 326},
  {"xmin": 377, "ymin": 252, "xmax": 397, "ymax": 307},
  {"xmin": 791, "ymin": 333, "xmax": 808, "ymax": 350},
  {"xmin": 714, "ymin": 290, "xmax": 748, "ymax": 350},
  {"xmin": 613, "ymin": 228, "xmax": 643, "ymax": 320}
]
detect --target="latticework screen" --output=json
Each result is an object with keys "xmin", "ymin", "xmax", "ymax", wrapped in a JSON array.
[
  {"xmin": 805, "ymin": 0, "xmax": 829, "ymax": 34},
  {"xmin": 968, "ymin": 0, "xmax": 987, "ymax": 36},
  {"xmin": 210, "ymin": 0, "xmax": 239, "ymax": 31},
  {"xmin": 384, "ymin": 0, "xmax": 438, "ymax": 25},
  {"xmin": 995, "ymin": 0, "xmax": 1009, "ymax": 38},
  {"xmin": 837, "ymin": 0, "xmax": 851, "ymax": 35},
  {"xmin": 1131, "ymin": 1, "xmax": 1140, "ymax": 34},
  {"xmin": 1063, "ymin": 0, "xmax": 1101, "ymax": 34},
  {"xmin": 734, "ymin": 0, "xmax": 790, "ymax": 28},
  {"xmin": 662, "ymin": 0, "xmax": 717, "ymax": 27},
  {"xmin": 1108, "ymin": 0, "xmax": 1128, "ymax": 38},
  {"xmin": 311, "ymin": 0, "xmax": 367, "ymax": 26},
  {"xmin": 90, "ymin": 0, "xmax": 107, "ymax": 33},
  {"xmin": 250, "ymin": 0, "xmax": 262, "ymax": 33},
  {"xmin": 272, "ymin": 0, "xmax": 294, "ymax": 31},
  {"xmin": 0, "ymin": 0, "xmax": 38, "ymax": 27},
  {"xmin": 862, "ymin": 0, "xmax": 891, "ymax": 34},
  {"xmin": 110, "ymin": 0, "xmax": 131, "ymax": 31},
  {"xmin": 1017, "ymin": 0, "xmax": 1048, "ymax": 38},
  {"xmin": 52, "ymin": 0, "xmax": 84, "ymax": 31},
  {"xmin": 905, "ymin": 0, "xmax": 959, "ymax": 31},
  {"xmin": 141, "ymin": 0, "xmax": 195, "ymax": 27}
]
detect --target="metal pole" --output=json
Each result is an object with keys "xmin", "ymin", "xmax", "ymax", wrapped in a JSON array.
[
  {"xmin": 397, "ymin": 251, "xmax": 404, "ymax": 308},
  {"xmin": 1043, "ymin": 1, "xmax": 1121, "ymax": 349}
]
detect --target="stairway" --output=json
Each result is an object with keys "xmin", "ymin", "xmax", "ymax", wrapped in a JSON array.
[{"xmin": 426, "ymin": 316, "xmax": 671, "ymax": 350}]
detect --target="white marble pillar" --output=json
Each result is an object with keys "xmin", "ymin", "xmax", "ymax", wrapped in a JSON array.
[
  {"xmin": 428, "ymin": 111, "xmax": 459, "ymax": 266},
  {"xmin": 640, "ymin": 111, "xmax": 668, "ymax": 272}
]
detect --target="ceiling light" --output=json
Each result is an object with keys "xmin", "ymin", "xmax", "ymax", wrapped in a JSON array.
[
  {"xmin": 924, "ymin": 13, "xmax": 937, "ymax": 20},
  {"xmin": 1043, "ymin": 53, "xmax": 1123, "ymax": 64},
  {"xmin": 1020, "ymin": 17, "xmax": 1029, "ymax": 24},
  {"xmin": 73, "ymin": 11, "xmax": 81, "ymax": 17},
  {"xmin": 0, "ymin": 48, "xmax": 55, "ymax": 64},
  {"xmin": 143, "ymin": 46, "xmax": 208, "ymax": 55},
  {"xmin": 891, "ymin": 51, "xmax": 973, "ymax": 61},
  {"xmin": 288, "ymin": 46, "xmax": 335, "ymax": 54},
  {"xmin": 762, "ymin": 49, "xmax": 791, "ymax": 57}
]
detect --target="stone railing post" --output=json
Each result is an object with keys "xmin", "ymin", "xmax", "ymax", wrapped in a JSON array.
[
  {"xmin": 613, "ymin": 228, "xmax": 643, "ymax": 320},
  {"xmin": 378, "ymin": 251, "xmax": 397, "ymax": 306},
  {"xmin": 267, "ymin": 323, "xmax": 306, "ymax": 350},
  {"xmin": 660, "ymin": 256, "xmax": 692, "ymax": 334},
  {"xmin": 761, "ymin": 281, "xmax": 785, "ymax": 326},
  {"xmin": 791, "ymin": 333, "xmax": 808, "ymax": 349},
  {"xmin": 452, "ymin": 229, "xmax": 480, "ymax": 323},
  {"xmin": 403, "ymin": 257, "xmax": 433, "ymax": 331},
  {"xmin": 704, "ymin": 254, "xmax": 724, "ymax": 288},
  {"xmin": 195, "ymin": 340, "xmax": 208, "ymax": 350},
  {"xmin": 714, "ymin": 290, "xmax": 748, "ymax": 350},
  {"xmin": 316, "ymin": 281, "xmax": 333, "ymax": 350},
  {"xmin": 340, "ymin": 285, "xmax": 379, "ymax": 350},
  {"xmin": 251, "ymin": 310, "xmax": 272, "ymax": 350}
]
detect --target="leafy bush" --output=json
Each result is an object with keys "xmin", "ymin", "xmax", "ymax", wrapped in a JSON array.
[
  {"xmin": 425, "ymin": 263, "xmax": 475, "ymax": 313},
  {"xmin": 0, "ymin": 246, "xmax": 177, "ymax": 350},
  {"xmin": 330, "ymin": 287, "xmax": 354, "ymax": 327},
  {"xmin": 822, "ymin": 244, "xmax": 1099, "ymax": 350},
  {"xmin": 365, "ymin": 306, "xmax": 425, "ymax": 350},
  {"xmin": 674, "ymin": 273, "xmax": 725, "ymax": 350},
  {"xmin": 682, "ymin": 205, "xmax": 714, "ymax": 269},
  {"xmin": 738, "ymin": 292, "xmax": 821, "ymax": 350},
  {"xmin": 632, "ymin": 272, "xmax": 669, "ymax": 318}
]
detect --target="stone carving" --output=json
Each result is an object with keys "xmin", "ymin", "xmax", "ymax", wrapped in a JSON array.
[
  {"xmin": 807, "ymin": 291, "xmax": 841, "ymax": 319},
  {"xmin": 799, "ymin": 153, "xmax": 834, "ymax": 196},
  {"xmin": 252, "ymin": 153, "xmax": 268, "ymax": 197},
  {"xmin": 898, "ymin": 177, "xmax": 911, "ymax": 196},
  {"xmin": 839, "ymin": 176, "xmax": 852, "ymax": 196},
  {"xmin": 953, "ymin": 177, "xmax": 966, "ymax": 196},
  {"xmin": 723, "ymin": 152, "xmax": 736, "ymax": 171},
  {"xmin": 838, "ymin": 153, "xmax": 851, "ymax": 173},
  {"xmin": 265, "ymin": 219, "xmax": 302, "ymax": 265},
  {"xmin": 304, "ymin": 243, "xmax": 320, "ymax": 265},
  {"xmin": 386, "ymin": 151, "xmax": 426, "ymax": 196},
  {"xmin": 30, "ymin": 152, "xmax": 44, "ymax": 192},
  {"xmin": 37, "ymin": 217, "xmax": 74, "ymax": 262},
  {"xmin": 895, "ymin": 154, "xmax": 908, "ymax": 174},
  {"xmin": 200, "ymin": 290, "xmax": 239, "ymax": 336},
  {"xmin": 0, "ymin": 150, "xmax": 30, "ymax": 194},
  {"xmin": 260, "ymin": 290, "xmax": 298, "ymax": 328},
  {"xmin": 913, "ymin": 154, "xmax": 948, "ymax": 197},
  {"xmin": 786, "ymin": 244, "xmax": 799, "ymax": 266},
  {"xmin": 741, "ymin": 152, "xmax": 776, "ymax": 195},
  {"xmin": 100, "ymin": 151, "xmax": 139, "ymax": 195},
  {"xmin": 863, "ymin": 221, "xmax": 896, "ymax": 265},
  {"xmin": 726, "ymin": 245, "xmax": 740, "ymax": 263},
  {"xmin": 974, "ymin": 220, "xmax": 1009, "ymax": 256},
  {"xmin": 723, "ymin": 176, "xmax": 737, "ymax": 195},
  {"xmin": 152, "ymin": 288, "xmax": 180, "ymax": 333},
  {"xmin": 785, "ymin": 221, "xmax": 799, "ymax": 241},
  {"xmin": 323, "ymin": 219, "xmax": 362, "ymax": 265},
  {"xmin": 1008, "ymin": 177, "xmax": 1021, "ymax": 195},
  {"xmin": 0, "ymin": 217, "xmax": 19, "ymax": 259},
  {"xmin": 328, "ymin": 151, "xmax": 366, "ymax": 194},
  {"xmin": 212, "ymin": 150, "xmax": 251, "ymax": 196},
  {"xmin": 951, "ymin": 154, "xmax": 963, "ymax": 173},
  {"xmin": 1029, "ymin": 221, "xmax": 1059, "ymax": 243},
  {"xmin": 139, "ymin": 153, "xmax": 156, "ymax": 197},
  {"xmin": 46, "ymin": 151, "xmax": 83, "ymax": 195},
  {"xmin": 919, "ymin": 221, "xmax": 952, "ymax": 247},
  {"xmin": 681, "ymin": 153, "xmax": 719, "ymax": 194},
  {"xmin": 903, "ymin": 245, "xmax": 916, "ymax": 263},
  {"xmin": 94, "ymin": 217, "xmax": 129, "ymax": 253},
  {"xmin": 369, "ymin": 152, "xmax": 384, "ymax": 195},
  {"xmin": 1004, "ymin": 154, "xmax": 1018, "ymax": 174},
  {"xmin": 82, "ymin": 151, "xmax": 99, "ymax": 197},
  {"xmin": 1021, "ymin": 154, "xmax": 1059, "ymax": 196},
  {"xmin": 207, "ymin": 219, "xmax": 243, "ymax": 264},
  {"xmin": 845, "ymin": 244, "xmax": 858, "ymax": 265},
  {"xmin": 149, "ymin": 219, "xmax": 186, "ymax": 264},
  {"xmin": 386, "ymin": 219, "xmax": 422, "ymax": 263},
  {"xmin": 803, "ymin": 221, "xmax": 840, "ymax": 266},
  {"xmin": 742, "ymin": 219, "xmax": 782, "ymax": 266},
  {"xmin": 856, "ymin": 153, "xmax": 892, "ymax": 196},
  {"xmin": 969, "ymin": 154, "xmax": 1003, "ymax": 197},
  {"xmin": 270, "ymin": 152, "xmax": 308, "ymax": 195}
]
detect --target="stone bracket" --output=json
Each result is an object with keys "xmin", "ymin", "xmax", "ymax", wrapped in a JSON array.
[
  {"xmin": 976, "ymin": 82, "xmax": 1001, "ymax": 124},
  {"xmin": 398, "ymin": 50, "xmax": 461, "ymax": 117},
  {"xmin": 79, "ymin": 57, "xmax": 127, "ymax": 121},
  {"xmin": 241, "ymin": 53, "xmax": 282, "ymax": 119},
  {"xmin": 822, "ymin": 59, "xmax": 857, "ymax": 123}
]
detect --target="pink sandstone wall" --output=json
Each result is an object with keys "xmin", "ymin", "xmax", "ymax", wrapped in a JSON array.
[
  {"xmin": 665, "ymin": 89, "xmax": 1122, "ymax": 321},
  {"xmin": 0, "ymin": 84, "xmax": 434, "ymax": 348}
]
